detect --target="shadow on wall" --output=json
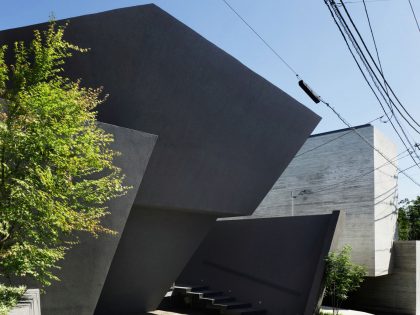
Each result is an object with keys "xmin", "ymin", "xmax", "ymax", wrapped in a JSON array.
[{"xmin": 176, "ymin": 211, "xmax": 344, "ymax": 315}]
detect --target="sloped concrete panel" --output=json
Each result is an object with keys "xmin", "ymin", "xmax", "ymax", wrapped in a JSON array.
[
  {"xmin": 177, "ymin": 211, "xmax": 344, "ymax": 315},
  {"xmin": 0, "ymin": 5, "xmax": 320, "ymax": 314},
  {"xmin": 95, "ymin": 207, "xmax": 216, "ymax": 315},
  {"xmin": 35, "ymin": 124, "xmax": 157, "ymax": 315},
  {"xmin": 0, "ymin": 4, "xmax": 320, "ymax": 217}
]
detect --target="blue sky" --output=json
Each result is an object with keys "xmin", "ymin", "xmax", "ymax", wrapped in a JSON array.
[{"xmin": 1, "ymin": 0, "xmax": 419, "ymax": 200}]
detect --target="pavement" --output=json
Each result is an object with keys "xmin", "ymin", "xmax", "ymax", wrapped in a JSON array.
[{"xmin": 320, "ymin": 306, "xmax": 374, "ymax": 315}]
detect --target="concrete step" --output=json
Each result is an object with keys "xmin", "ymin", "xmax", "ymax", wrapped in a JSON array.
[
  {"xmin": 172, "ymin": 285, "xmax": 209, "ymax": 295},
  {"xmin": 202, "ymin": 295, "xmax": 236, "ymax": 304},
  {"xmin": 211, "ymin": 301, "xmax": 252, "ymax": 310},
  {"xmin": 224, "ymin": 307, "xmax": 266, "ymax": 315},
  {"xmin": 188, "ymin": 290, "xmax": 224, "ymax": 297}
]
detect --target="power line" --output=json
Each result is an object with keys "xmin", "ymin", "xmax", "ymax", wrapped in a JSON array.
[
  {"xmin": 336, "ymin": 0, "xmax": 420, "ymax": 169},
  {"xmin": 362, "ymin": 0, "xmax": 393, "ymax": 120},
  {"xmin": 221, "ymin": 0, "xmax": 419, "ymax": 188},
  {"xmin": 221, "ymin": 0, "xmax": 300, "ymax": 78},
  {"xmin": 296, "ymin": 115, "xmax": 384, "ymax": 158},
  {"xmin": 339, "ymin": 0, "xmax": 392, "ymax": 4},
  {"xmin": 296, "ymin": 130, "xmax": 353, "ymax": 158},
  {"xmin": 408, "ymin": 0, "xmax": 420, "ymax": 32},
  {"xmin": 399, "ymin": 163, "xmax": 418, "ymax": 173},
  {"xmin": 282, "ymin": 150, "xmax": 409, "ymax": 195},
  {"xmin": 310, "ymin": 150, "xmax": 407, "ymax": 194},
  {"xmin": 325, "ymin": 0, "xmax": 420, "ymax": 171},
  {"xmin": 337, "ymin": 0, "xmax": 420, "ymax": 134},
  {"xmin": 319, "ymin": 94, "xmax": 420, "ymax": 187}
]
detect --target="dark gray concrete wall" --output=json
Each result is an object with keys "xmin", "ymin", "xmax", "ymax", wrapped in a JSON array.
[
  {"xmin": 28, "ymin": 124, "xmax": 157, "ymax": 315},
  {"xmin": 95, "ymin": 207, "xmax": 216, "ymax": 315},
  {"xmin": 177, "ymin": 211, "xmax": 344, "ymax": 315},
  {"xmin": 345, "ymin": 241, "xmax": 419, "ymax": 315},
  {"xmin": 0, "ymin": 4, "xmax": 320, "ymax": 217},
  {"xmin": 0, "ymin": 5, "xmax": 321, "ymax": 314}
]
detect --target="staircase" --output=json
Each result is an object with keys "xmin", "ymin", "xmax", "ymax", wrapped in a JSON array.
[{"xmin": 164, "ymin": 284, "xmax": 266, "ymax": 315}]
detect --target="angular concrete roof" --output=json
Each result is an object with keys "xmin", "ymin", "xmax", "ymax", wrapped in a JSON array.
[{"xmin": 0, "ymin": 4, "xmax": 320, "ymax": 217}]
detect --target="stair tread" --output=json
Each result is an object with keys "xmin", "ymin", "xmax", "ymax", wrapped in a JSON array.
[
  {"xmin": 172, "ymin": 285, "xmax": 209, "ymax": 293},
  {"xmin": 188, "ymin": 290, "xmax": 223, "ymax": 296},
  {"xmin": 211, "ymin": 301, "xmax": 252, "ymax": 309},
  {"xmin": 202, "ymin": 295, "xmax": 235, "ymax": 302},
  {"xmin": 225, "ymin": 307, "xmax": 266, "ymax": 314},
  {"xmin": 173, "ymin": 284, "xmax": 208, "ymax": 290}
]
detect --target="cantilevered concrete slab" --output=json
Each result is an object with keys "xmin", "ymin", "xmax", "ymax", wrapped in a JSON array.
[
  {"xmin": 0, "ymin": 5, "xmax": 320, "ymax": 314},
  {"xmin": 176, "ymin": 211, "xmax": 344, "ymax": 315}
]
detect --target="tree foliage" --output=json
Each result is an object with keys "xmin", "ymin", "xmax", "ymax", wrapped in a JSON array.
[
  {"xmin": 324, "ymin": 245, "xmax": 367, "ymax": 315},
  {"xmin": 398, "ymin": 197, "xmax": 420, "ymax": 240},
  {"xmin": 0, "ymin": 284, "xmax": 25, "ymax": 315},
  {"xmin": 0, "ymin": 22, "xmax": 129, "ymax": 287}
]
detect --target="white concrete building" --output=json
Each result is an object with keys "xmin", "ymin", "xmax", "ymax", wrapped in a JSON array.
[{"xmin": 255, "ymin": 124, "xmax": 398, "ymax": 276}]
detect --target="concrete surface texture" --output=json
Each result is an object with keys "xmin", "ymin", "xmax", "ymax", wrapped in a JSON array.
[
  {"xmin": 177, "ymin": 212, "xmax": 344, "ymax": 315},
  {"xmin": 345, "ymin": 241, "xmax": 420, "ymax": 315},
  {"xmin": 0, "ymin": 4, "xmax": 320, "ymax": 314},
  {"xmin": 24, "ymin": 124, "xmax": 157, "ymax": 315},
  {"xmin": 0, "ymin": 4, "xmax": 321, "ymax": 218},
  {"xmin": 9, "ymin": 289, "xmax": 41, "ymax": 315},
  {"xmin": 254, "ymin": 124, "xmax": 398, "ymax": 276}
]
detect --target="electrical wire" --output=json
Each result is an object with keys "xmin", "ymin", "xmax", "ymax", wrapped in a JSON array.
[
  {"xmin": 296, "ymin": 115, "xmax": 384, "ymax": 158},
  {"xmin": 220, "ymin": 0, "xmax": 419, "ymax": 189},
  {"xmin": 334, "ymin": 0, "xmax": 420, "ymax": 168},
  {"xmin": 362, "ymin": 0, "xmax": 393, "ymax": 120},
  {"xmin": 399, "ymin": 163, "xmax": 418, "ymax": 173},
  {"xmin": 309, "ymin": 150, "xmax": 407, "ymax": 194},
  {"xmin": 278, "ymin": 150, "xmax": 409, "ymax": 195},
  {"xmin": 221, "ymin": 0, "xmax": 300, "ymax": 78},
  {"xmin": 319, "ymin": 94, "xmax": 420, "ymax": 187},
  {"xmin": 325, "ymin": 0, "xmax": 420, "ymax": 171},
  {"xmin": 339, "ymin": 0, "xmax": 391, "ymax": 4},
  {"xmin": 338, "ymin": 0, "xmax": 420, "ymax": 132},
  {"xmin": 408, "ymin": 0, "xmax": 420, "ymax": 32}
]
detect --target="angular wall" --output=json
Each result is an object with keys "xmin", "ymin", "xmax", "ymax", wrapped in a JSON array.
[
  {"xmin": 21, "ymin": 124, "xmax": 158, "ymax": 315},
  {"xmin": 255, "ymin": 125, "xmax": 397, "ymax": 276},
  {"xmin": 346, "ymin": 241, "xmax": 420, "ymax": 315},
  {"xmin": 177, "ymin": 212, "xmax": 344, "ymax": 315},
  {"xmin": 0, "ymin": 5, "xmax": 320, "ymax": 314}
]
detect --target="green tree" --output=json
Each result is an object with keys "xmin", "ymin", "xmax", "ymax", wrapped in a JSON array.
[
  {"xmin": 0, "ymin": 21, "xmax": 129, "ymax": 293},
  {"xmin": 398, "ymin": 197, "xmax": 420, "ymax": 240},
  {"xmin": 0, "ymin": 285, "xmax": 25, "ymax": 315},
  {"xmin": 324, "ymin": 245, "xmax": 367, "ymax": 315}
]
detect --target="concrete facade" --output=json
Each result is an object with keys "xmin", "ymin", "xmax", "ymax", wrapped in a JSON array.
[
  {"xmin": 21, "ymin": 124, "xmax": 158, "ymax": 315},
  {"xmin": 346, "ymin": 241, "xmax": 420, "ymax": 315},
  {"xmin": 255, "ymin": 125, "xmax": 398, "ymax": 276},
  {"xmin": 177, "ymin": 212, "xmax": 344, "ymax": 315},
  {"xmin": 0, "ymin": 4, "xmax": 320, "ymax": 314}
]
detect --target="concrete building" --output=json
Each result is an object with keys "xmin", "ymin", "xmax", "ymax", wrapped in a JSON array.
[
  {"xmin": 255, "ymin": 124, "xmax": 398, "ymax": 276},
  {"xmin": 176, "ymin": 211, "xmax": 344, "ymax": 315},
  {"xmin": 346, "ymin": 241, "xmax": 420, "ymax": 315},
  {"xmin": 0, "ymin": 4, "xmax": 320, "ymax": 315}
]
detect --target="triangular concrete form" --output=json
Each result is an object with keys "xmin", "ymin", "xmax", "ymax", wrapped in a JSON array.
[{"xmin": 0, "ymin": 5, "xmax": 321, "ymax": 314}]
